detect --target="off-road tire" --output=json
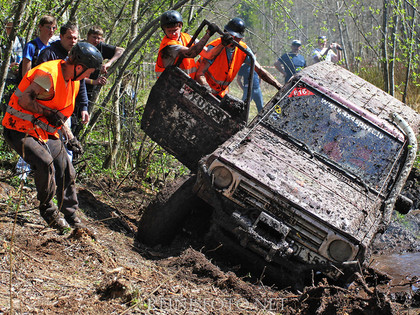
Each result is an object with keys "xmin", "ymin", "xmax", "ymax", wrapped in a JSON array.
[{"xmin": 136, "ymin": 175, "xmax": 200, "ymax": 246}]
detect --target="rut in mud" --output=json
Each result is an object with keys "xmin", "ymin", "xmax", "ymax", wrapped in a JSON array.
[{"xmin": 0, "ymin": 167, "xmax": 419, "ymax": 314}]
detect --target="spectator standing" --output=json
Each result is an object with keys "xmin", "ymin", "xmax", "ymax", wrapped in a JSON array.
[
  {"xmin": 274, "ymin": 39, "xmax": 306, "ymax": 83},
  {"xmin": 20, "ymin": 15, "xmax": 57, "ymax": 78},
  {"xmin": 2, "ymin": 42, "xmax": 103, "ymax": 232},
  {"xmin": 15, "ymin": 15, "xmax": 56, "ymax": 180},
  {"xmin": 237, "ymin": 62, "xmax": 264, "ymax": 112},
  {"xmin": 312, "ymin": 35, "xmax": 342, "ymax": 64},
  {"xmin": 195, "ymin": 18, "xmax": 282, "ymax": 99},
  {"xmin": 84, "ymin": 26, "xmax": 125, "ymax": 104},
  {"xmin": 155, "ymin": 10, "xmax": 217, "ymax": 79},
  {"xmin": 36, "ymin": 23, "xmax": 89, "ymax": 126}
]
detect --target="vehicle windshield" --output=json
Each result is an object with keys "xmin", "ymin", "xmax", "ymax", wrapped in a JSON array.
[{"xmin": 262, "ymin": 86, "xmax": 404, "ymax": 189}]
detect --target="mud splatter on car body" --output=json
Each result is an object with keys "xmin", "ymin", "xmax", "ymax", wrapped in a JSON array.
[{"xmin": 138, "ymin": 62, "xmax": 420, "ymax": 284}]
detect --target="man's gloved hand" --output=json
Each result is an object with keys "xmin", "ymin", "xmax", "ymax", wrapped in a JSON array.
[
  {"xmin": 44, "ymin": 110, "xmax": 64, "ymax": 127},
  {"xmin": 66, "ymin": 137, "xmax": 84, "ymax": 155},
  {"xmin": 207, "ymin": 23, "xmax": 218, "ymax": 36},
  {"xmin": 221, "ymin": 33, "xmax": 233, "ymax": 46}
]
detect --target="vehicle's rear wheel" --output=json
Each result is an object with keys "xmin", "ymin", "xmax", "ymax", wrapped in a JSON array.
[{"xmin": 136, "ymin": 175, "xmax": 201, "ymax": 246}]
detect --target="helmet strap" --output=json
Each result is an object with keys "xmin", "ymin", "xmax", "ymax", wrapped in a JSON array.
[{"xmin": 73, "ymin": 65, "xmax": 88, "ymax": 81}]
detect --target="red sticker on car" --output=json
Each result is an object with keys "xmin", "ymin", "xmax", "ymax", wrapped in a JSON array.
[{"xmin": 288, "ymin": 87, "xmax": 315, "ymax": 97}]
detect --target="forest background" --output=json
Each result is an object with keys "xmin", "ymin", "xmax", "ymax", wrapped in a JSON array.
[{"xmin": 0, "ymin": 0, "xmax": 419, "ymax": 187}]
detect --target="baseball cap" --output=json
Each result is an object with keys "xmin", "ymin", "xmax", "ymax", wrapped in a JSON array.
[{"xmin": 291, "ymin": 40, "xmax": 301, "ymax": 46}]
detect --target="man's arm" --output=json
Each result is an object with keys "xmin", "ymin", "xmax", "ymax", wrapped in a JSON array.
[
  {"xmin": 75, "ymin": 79, "xmax": 90, "ymax": 124},
  {"xmin": 18, "ymin": 81, "xmax": 48, "ymax": 115},
  {"xmin": 195, "ymin": 59, "xmax": 211, "ymax": 86},
  {"xmin": 274, "ymin": 59, "xmax": 286, "ymax": 76},
  {"xmin": 331, "ymin": 44, "xmax": 342, "ymax": 63},
  {"xmin": 21, "ymin": 58, "xmax": 31, "ymax": 78},
  {"xmin": 102, "ymin": 46, "xmax": 125, "ymax": 73},
  {"xmin": 237, "ymin": 74, "xmax": 244, "ymax": 90},
  {"xmin": 255, "ymin": 60, "xmax": 282, "ymax": 90}
]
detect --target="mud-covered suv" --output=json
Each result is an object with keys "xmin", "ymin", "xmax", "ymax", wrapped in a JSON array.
[{"xmin": 137, "ymin": 61, "xmax": 420, "ymax": 284}]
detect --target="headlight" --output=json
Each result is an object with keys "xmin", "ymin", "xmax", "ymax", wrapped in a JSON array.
[
  {"xmin": 212, "ymin": 166, "xmax": 233, "ymax": 189},
  {"xmin": 328, "ymin": 239, "xmax": 353, "ymax": 262}
]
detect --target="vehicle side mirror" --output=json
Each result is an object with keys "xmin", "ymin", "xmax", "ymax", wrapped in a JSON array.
[{"xmin": 394, "ymin": 194, "xmax": 413, "ymax": 214}]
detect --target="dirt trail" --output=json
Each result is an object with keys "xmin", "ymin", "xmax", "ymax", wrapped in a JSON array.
[{"xmin": 0, "ymin": 169, "xmax": 419, "ymax": 314}]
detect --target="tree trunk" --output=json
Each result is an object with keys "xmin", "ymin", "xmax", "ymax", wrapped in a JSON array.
[
  {"xmin": 336, "ymin": 14, "xmax": 348, "ymax": 69},
  {"xmin": 389, "ymin": 2, "xmax": 400, "ymax": 96},
  {"xmin": 382, "ymin": 0, "xmax": 390, "ymax": 93},
  {"xmin": 106, "ymin": 2, "xmax": 128, "ymax": 45},
  {"xmin": 68, "ymin": 0, "xmax": 83, "ymax": 23},
  {"xmin": 103, "ymin": 80, "xmax": 122, "ymax": 169},
  {"xmin": 130, "ymin": 0, "xmax": 140, "ymax": 40},
  {"xmin": 403, "ymin": 9, "xmax": 416, "ymax": 103},
  {"xmin": 0, "ymin": 0, "xmax": 29, "ymax": 105}
]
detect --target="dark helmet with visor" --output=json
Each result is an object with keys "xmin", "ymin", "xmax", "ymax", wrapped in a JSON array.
[
  {"xmin": 160, "ymin": 10, "xmax": 183, "ymax": 28},
  {"xmin": 69, "ymin": 42, "xmax": 103, "ymax": 70},
  {"xmin": 224, "ymin": 18, "xmax": 245, "ymax": 38}
]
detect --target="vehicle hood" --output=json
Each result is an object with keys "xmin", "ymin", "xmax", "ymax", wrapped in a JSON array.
[{"xmin": 216, "ymin": 125, "xmax": 384, "ymax": 245}]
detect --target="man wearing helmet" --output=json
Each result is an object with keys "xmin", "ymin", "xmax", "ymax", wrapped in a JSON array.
[
  {"xmin": 155, "ymin": 10, "xmax": 218, "ymax": 79},
  {"xmin": 195, "ymin": 17, "xmax": 282, "ymax": 99},
  {"xmin": 35, "ymin": 22, "xmax": 90, "ymax": 125},
  {"xmin": 2, "ymin": 42, "xmax": 103, "ymax": 232}
]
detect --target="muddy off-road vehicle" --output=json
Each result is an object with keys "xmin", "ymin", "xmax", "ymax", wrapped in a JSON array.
[{"xmin": 137, "ymin": 58, "xmax": 420, "ymax": 285}]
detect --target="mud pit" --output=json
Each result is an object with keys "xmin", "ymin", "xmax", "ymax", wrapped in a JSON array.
[{"xmin": 0, "ymin": 167, "xmax": 419, "ymax": 314}]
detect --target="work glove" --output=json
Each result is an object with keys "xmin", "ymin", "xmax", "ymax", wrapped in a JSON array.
[
  {"xmin": 44, "ymin": 110, "xmax": 64, "ymax": 127},
  {"xmin": 66, "ymin": 137, "xmax": 84, "ymax": 155},
  {"xmin": 221, "ymin": 33, "xmax": 233, "ymax": 46},
  {"xmin": 207, "ymin": 23, "xmax": 218, "ymax": 36}
]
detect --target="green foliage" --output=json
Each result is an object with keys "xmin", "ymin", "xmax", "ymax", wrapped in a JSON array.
[
  {"xmin": 414, "ymin": 153, "xmax": 420, "ymax": 170},
  {"xmin": 1, "ymin": 0, "xmax": 419, "ymax": 194},
  {"xmin": 395, "ymin": 212, "xmax": 411, "ymax": 229}
]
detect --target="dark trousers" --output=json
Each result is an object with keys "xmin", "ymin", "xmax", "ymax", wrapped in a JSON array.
[{"xmin": 3, "ymin": 127, "xmax": 78, "ymax": 221}]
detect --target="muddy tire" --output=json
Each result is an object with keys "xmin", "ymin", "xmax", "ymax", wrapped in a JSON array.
[{"xmin": 136, "ymin": 175, "xmax": 200, "ymax": 246}]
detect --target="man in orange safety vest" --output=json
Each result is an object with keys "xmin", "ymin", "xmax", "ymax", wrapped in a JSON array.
[
  {"xmin": 195, "ymin": 17, "xmax": 282, "ymax": 99},
  {"xmin": 2, "ymin": 42, "xmax": 103, "ymax": 232}
]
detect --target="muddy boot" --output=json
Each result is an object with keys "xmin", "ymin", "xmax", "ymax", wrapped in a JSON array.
[
  {"xmin": 66, "ymin": 216, "xmax": 86, "ymax": 229},
  {"xmin": 42, "ymin": 212, "xmax": 70, "ymax": 233},
  {"xmin": 67, "ymin": 216, "xmax": 96, "ymax": 238}
]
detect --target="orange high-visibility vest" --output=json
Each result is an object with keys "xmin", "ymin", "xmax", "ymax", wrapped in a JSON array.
[
  {"xmin": 204, "ymin": 38, "xmax": 248, "ymax": 98},
  {"xmin": 155, "ymin": 32, "xmax": 197, "ymax": 79},
  {"xmin": 2, "ymin": 59, "xmax": 80, "ymax": 142}
]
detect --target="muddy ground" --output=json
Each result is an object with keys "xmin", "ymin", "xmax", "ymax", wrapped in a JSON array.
[{"xmin": 0, "ymin": 165, "xmax": 419, "ymax": 314}]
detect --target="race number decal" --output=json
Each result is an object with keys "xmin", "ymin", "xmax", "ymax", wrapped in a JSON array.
[{"xmin": 288, "ymin": 87, "xmax": 314, "ymax": 98}]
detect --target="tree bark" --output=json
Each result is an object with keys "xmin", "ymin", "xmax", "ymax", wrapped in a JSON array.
[
  {"xmin": 382, "ymin": 0, "xmax": 390, "ymax": 93},
  {"xmin": 0, "ymin": 0, "xmax": 29, "ymax": 105},
  {"xmin": 103, "ymin": 80, "xmax": 122, "ymax": 169},
  {"xmin": 389, "ymin": 1, "xmax": 400, "ymax": 96},
  {"xmin": 402, "ymin": 8, "xmax": 416, "ymax": 103}
]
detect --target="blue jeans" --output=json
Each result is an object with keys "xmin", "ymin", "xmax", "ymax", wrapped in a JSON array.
[{"xmin": 242, "ymin": 87, "xmax": 264, "ymax": 112}]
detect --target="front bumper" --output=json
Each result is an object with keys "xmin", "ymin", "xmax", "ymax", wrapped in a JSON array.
[{"xmin": 195, "ymin": 159, "xmax": 363, "ymax": 278}]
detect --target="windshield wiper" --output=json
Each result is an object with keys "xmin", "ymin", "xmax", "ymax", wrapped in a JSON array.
[
  {"xmin": 315, "ymin": 153, "xmax": 371, "ymax": 192},
  {"xmin": 279, "ymin": 131, "xmax": 314, "ymax": 158}
]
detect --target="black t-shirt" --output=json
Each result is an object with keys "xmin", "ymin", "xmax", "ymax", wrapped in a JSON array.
[{"xmin": 89, "ymin": 41, "xmax": 116, "ymax": 80}]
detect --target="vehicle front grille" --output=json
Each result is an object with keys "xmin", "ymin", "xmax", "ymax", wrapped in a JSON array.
[{"xmin": 232, "ymin": 180, "xmax": 328, "ymax": 251}]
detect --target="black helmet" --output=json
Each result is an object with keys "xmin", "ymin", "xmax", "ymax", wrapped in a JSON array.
[
  {"xmin": 160, "ymin": 10, "xmax": 183, "ymax": 28},
  {"xmin": 69, "ymin": 42, "xmax": 103, "ymax": 70},
  {"xmin": 224, "ymin": 18, "xmax": 245, "ymax": 38}
]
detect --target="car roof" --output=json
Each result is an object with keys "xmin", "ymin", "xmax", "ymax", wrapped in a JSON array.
[{"xmin": 295, "ymin": 62, "xmax": 420, "ymax": 137}]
